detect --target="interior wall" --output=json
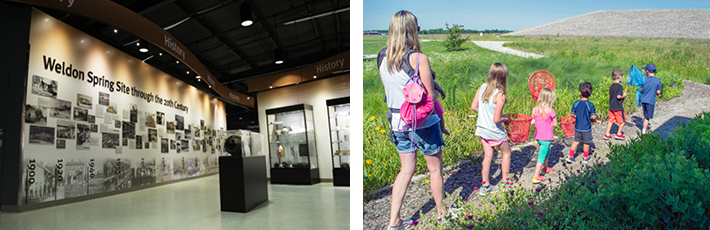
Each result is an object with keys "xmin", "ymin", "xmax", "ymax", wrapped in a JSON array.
[{"xmin": 257, "ymin": 74, "xmax": 350, "ymax": 179}]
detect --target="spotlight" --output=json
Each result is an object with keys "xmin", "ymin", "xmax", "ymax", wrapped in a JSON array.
[
  {"xmin": 269, "ymin": 85, "xmax": 273, "ymax": 89},
  {"xmin": 186, "ymin": 71, "xmax": 190, "ymax": 74},
  {"xmin": 196, "ymin": 76, "xmax": 201, "ymax": 79},
  {"xmin": 159, "ymin": 53, "xmax": 162, "ymax": 56},
  {"xmin": 313, "ymin": 75, "xmax": 317, "ymax": 79},
  {"xmin": 176, "ymin": 60, "xmax": 179, "ymax": 64},
  {"xmin": 138, "ymin": 39, "xmax": 149, "ymax": 53},
  {"xmin": 274, "ymin": 48, "xmax": 283, "ymax": 64},
  {"xmin": 114, "ymin": 29, "xmax": 117, "ymax": 33},
  {"xmin": 247, "ymin": 97, "xmax": 250, "ymax": 99},
  {"xmin": 240, "ymin": 3, "xmax": 253, "ymax": 27}
]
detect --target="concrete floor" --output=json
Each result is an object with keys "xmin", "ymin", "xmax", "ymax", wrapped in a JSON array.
[{"xmin": 0, "ymin": 175, "xmax": 350, "ymax": 230}]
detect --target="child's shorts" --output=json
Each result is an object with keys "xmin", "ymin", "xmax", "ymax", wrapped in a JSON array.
[
  {"xmin": 574, "ymin": 130, "xmax": 593, "ymax": 144},
  {"xmin": 480, "ymin": 136, "xmax": 509, "ymax": 147},
  {"xmin": 642, "ymin": 103, "xmax": 654, "ymax": 119},
  {"xmin": 608, "ymin": 110, "xmax": 626, "ymax": 124}
]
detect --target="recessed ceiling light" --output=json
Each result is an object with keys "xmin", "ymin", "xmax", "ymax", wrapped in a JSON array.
[
  {"xmin": 186, "ymin": 71, "xmax": 190, "ymax": 74},
  {"xmin": 240, "ymin": 3, "xmax": 253, "ymax": 27},
  {"xmin": 159, "ymin": 53, "xmax": 162, "ymax": 56},
  {"xmin": 313, "ymin": 75, "xmax": 317, "ymax": 79},
  {"xmin": 176, "ymin": 60, "xmax": 179, "ymax": 64},
  {"xmin": 209, "ymin": 85, "xmax": 212, "ymax": 88},
  {"xmin": 196, "ymin": 76, "xmax": 201, "ymax": 79},
  {"xmin": 113, "ymin": 29, "xmax": 117, "ymax": 33},
  {"xmin": 275, "ymin": 60, "xmax": 283, "ymax": 64},
  {"xmin": 136, "ymin": 42, "xmax": 140, "ymax": 46},
  {"xmin": 247, "ymin": 97, "xmax": 250, "ymax": 99},
  {"xmin": 269, "ymin": 85, "xmax": 273, "ymax": 89}
]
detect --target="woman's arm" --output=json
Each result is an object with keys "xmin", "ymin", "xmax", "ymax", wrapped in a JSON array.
[
  {"xmin": 471, "ymin": 86, "xmax": 482, "ymax": 112},
  {"xmin": 409, "ymin": 53, "xmax": 437, "ymax": 103},
  {"xmin": 493, "ymin": 93, "xmax": 509, "ymax": 124}
]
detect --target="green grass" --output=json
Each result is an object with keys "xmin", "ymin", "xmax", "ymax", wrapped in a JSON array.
[{"xmin": 363, "ymin": 35, "xmax": 696, "ymax": 195}]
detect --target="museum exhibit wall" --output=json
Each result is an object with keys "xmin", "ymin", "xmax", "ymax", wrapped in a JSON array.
[
  {"xmin": 9, "ymin": 8, "xmax": 227, "ymax": 207},
  {"xmin": 257, "ymin": 74, "xmax": 350, "ymax": 179}
]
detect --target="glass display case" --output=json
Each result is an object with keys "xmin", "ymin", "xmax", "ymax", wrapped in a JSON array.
[
  {"xmin": 223, "ymin": 130, "xmax": 263, "ymax": 157},
  {"xmin": 327, "ymin": 97, "xmax": 350, "ymax": 186},
  {"xmin": 266, "ymin": 104, "xmax": 319, "ymax": 185}
]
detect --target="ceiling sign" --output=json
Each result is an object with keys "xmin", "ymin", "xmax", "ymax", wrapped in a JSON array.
[
  {"xmin": 6, "ymin": 0, "xmax": 255, "ymax": 108},
  {"xmin": 247, "ymin": 51, "xmax": 350, "ymax": 92}
]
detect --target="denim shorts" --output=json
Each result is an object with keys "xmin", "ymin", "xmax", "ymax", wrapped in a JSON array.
[{"xmin": 390, "ymin": 123, "xmax": 444, "ymax": 155}]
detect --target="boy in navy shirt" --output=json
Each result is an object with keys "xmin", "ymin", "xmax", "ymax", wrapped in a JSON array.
[
  {"xmin": 640, "ymin": 63, "xmax": 662, "ymax": 134},
  {"xmin": 566, "ymin": 82, "xmax": 597, "ymax": 164}
]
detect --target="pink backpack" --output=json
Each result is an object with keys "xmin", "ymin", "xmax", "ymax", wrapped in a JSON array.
[{"xmin": 400, "ymin": 53, "xmax": 434, "ymax": 128}]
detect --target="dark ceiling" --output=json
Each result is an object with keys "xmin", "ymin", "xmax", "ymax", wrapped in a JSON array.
[{"xmin": 4, "ymin": 0, "xmax": 350, "ymax": 129}]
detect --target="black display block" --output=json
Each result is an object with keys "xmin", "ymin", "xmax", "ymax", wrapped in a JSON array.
[
  {"xmin": 219, "ymin": 156, "xmax": 268, "ymax": 213},
  {"xmin": 332, "ymin": 168, "xmax": 350, "ymax": 186},
  {"xmin": 270, "ymin": 168, "xmax": 320, "ymax": 185}
]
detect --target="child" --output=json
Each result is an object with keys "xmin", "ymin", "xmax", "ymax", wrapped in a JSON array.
[
  {"xmin": 531, "ymin": 88, "xmax": 557, "ymax": 184},
  {"xmin": 604, "ymin": 69, "xmax": 628, "ymax": 140},
  {"xmin": 640, "ymin": 63, "xmax": 661, "ymax": 134},
  {"xmin": 471, "ymin": 62, "xmax": 511, "ymax": 195},
  {"xmin": 566, "ymin": 82, "xmax": 597, "ymax": 164}
]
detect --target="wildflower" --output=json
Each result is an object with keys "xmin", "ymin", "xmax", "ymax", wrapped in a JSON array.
[
  {"xmin": 591, "ymin": 180, "xmax": 596, "ymax": 183},
  {"xmin": 538, "ymin": 212, "xmax": 544, "ymax": 217},
  {"xmin": 425, "ymin": 179, "xmax": 430, "ymax": 184},
  {"xmin": 370, "ymin": 116, "xmax": 376, "ymax": 121},
  {"xmin": 503, "ymin": 185, "xmax": 506, "ymax": 189},
  {"xmin": 576, "ymin": 169, "xmax": 580, "ymax": 173},
  {"xmin": 474, "ymin": 187, "xmax": 479, "ymax": 191},
  {"xmin": 562, "ymin": 162, "xmax": 566, "ymax": 167},
  {"xmin": 467, "ymin": 215, "xmax": 473, "ymax": 219},
  {"xmin": 380, "ymin": 129, "xmax": 386, "ymax": 134},
  {"xmin": 528, "ymin": 202, "xmax": 533, "ymax": 206},
  {"xmin": 368, "ymin": 174, "xmax": 371, "ymax": 177},
  {"xmin": 505, "ymin": 177, "xmax": 510, "ymax": 181},
  {"xmin": 410, "ymin": 220, "xmax": 419, "ymax": 226},
  {"xmin": 510, "ymin": 190, "xmax": 514, "ymax": 196},
  {"xmin": 366, "ymin": 160, "xmax": 372, "ymax": 165},
  {"xmin": 543, "ymin": 184, "xmax": 547, "ymax": 187},
  {"xmin": 438, "ymin": 217, "xmax": 442, "ymax": 221},
  {"xmin": 384, "ymin": 163, "xmax": 387, "ymax": 166},
  {"xmin": 535, "ymin": 188, "xmax": 542, "ymax": 192},
  {"xmin": 597, "ymin": 163, "xmax": 602, "ymax": 167},
  {"xmin": 517, "ymin": 171, "xmax": 521, "ymax": 174},
  {"xmin": 376, "ymin": 127, "xmax": 380, "ymax": 131},
  {"xmin": 468, "ymin": 225, "xmax": 474, "ymax": 229},
  {"xmin": 463, "ymin": 199, "xmax": 466, "ymax": 202},
  {"xmin": 548, "ymin": 178, "xmax": 552, "ymax": 183},
  {"xmin": 457, "ymin": 130, "xmax": 461, "ymax": 133},
  {"xmin": 606, "ymin": 170, "xmax": 609, "ymax": 174},
  {"xmin": 581, "ymin": 181, "xmax": 585, "ymax": 185},
  {"xmin": 478, "ymin": 217, "xmax": 483, "ymax": 221}
]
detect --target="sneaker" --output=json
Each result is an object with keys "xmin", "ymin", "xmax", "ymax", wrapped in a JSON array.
[
  {"xmin": 543, "ymin": 168, "xmax": 555, "ymax": 173},
  {"xmin": 615, "ymin": 133, "xmax": 626, "ymax": 140},
  {"xmin": 582, "ymin": 157, "xmax": 590, "ymax": 164},
  {"xmin": 387, "ymin": 219, "xmax": 414, "ymax": 230},
  {"xmin": 532, "ymin": 175, "xmax": 544, "ymax": 184},
  {"xmin": 603, "ymin": 134, "xmax": 612, "ymax": 140},
  {"xmin": 478, "ymin": 185, "xmax": 496, "ymax": 196},
  {"xmin": 565, "ymin": 156, "xmax": 575, "ymax": 164}
]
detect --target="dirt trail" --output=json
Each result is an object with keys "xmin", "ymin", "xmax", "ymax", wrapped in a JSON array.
[{"xmin": 363, "ymin": 80, "xmax": 710, "ymax": 229}]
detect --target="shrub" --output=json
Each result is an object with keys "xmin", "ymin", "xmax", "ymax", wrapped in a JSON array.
[{"xmin": 443, "ymin": 23, "xmax": 468, "ymax": 52}]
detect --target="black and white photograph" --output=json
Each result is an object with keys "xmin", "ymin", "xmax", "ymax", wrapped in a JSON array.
[
  {"xmin": 176, "ymin": 143, "xmax": 181, "ymax": 153},
  {"xmin": 180, "ymin": 140, "xmax": 189, "ymax": 152},
  {"xmin": 56, "ymin": 139, "xmax": 66, "ymax": 149},
  {"xmin": 77, "ymin": 93, "xmax": 92, "ymax": 109},
  {"xmin": 22, "ymin": 160, "xmax": 57, "ymax": 204},
  {"xmin": 175, "ymin": 132, "xmax": 182, "ymax": 140},
  {"xmin": 90, "ymin": 124, "xmax": 98, "ymax": 132},
  {"xmin": 90, "ymin": 136, "xmax": 99, "ymax": 146},
  {"xmin": 50, "ymin": 98, "xmax": 72, "ymax": 119},
  {"xmin": 175, "ymin": 115, "xmax": 184, "ymax": 130},
  {"xmin": 173, "ymin": 158, "xmax": 185, "ymax": 179},
  {"xmin": 200, "ymin": 119, "xmax": 205, "ymax": 130},
  {"xmin": 130, "ymin": 104, "xmax": 138, "ymax": 123},
  {"xmin": 73, "ymin": 107, "xmax": 88, "ymax": 122},
  {"xmin": 115, "ymin": 120, "xmax": 122, "ymax": 129},
  {"xmin": 122, "ymin": 121, "xmax": 135, "ymax": 139},
  {"xmin": 25, "ymin": 104, "xmax": 48, "ymax": 125},
  {"xmin": 122, "ymin": 139, "xmax": 128, "ymax": 146},
  {"xmin": 166, "ymin": 121, "xmax": 175, "ymax": 134},
  {"xmin": 136, "ymin": 135, "xmax": 143, "ymax": 149},
  {"xmin": 148, "ymin": 129, "xmax": 158, "ymax": 142},
  {"xmin": 193, "ymin": 126, "xmax": 200, "ymax": 138},
  {"xmin": 98, "ymin": 92, "xmax": 109, "ymax": 106},
  {"xmin": 102, "ymin": 132, "xmax": 119, "ymax": 149},
  {"xmin": 106, "ymin": 103, "xmax": 117, "ymax": 114},
  {"xmin": 88, "ymin": 115, "xmax": 95, "ymax": 123},
  {"xmin": 76, "ymin": 123, "xmax": 90, "ymax": 150},
  {"xmin": 156, "ymin": 111, "xmax": 165, "ymax": 125},
  {"xmin": 145, "ymin": 112, "xmax": 156, "ymax": 128},
  {"xmin": 161, "ymin": 138, "xmax": 168, "ymax": 153},
  {"xmin": 184, "ymin": 129, "xmax": 192, "ymax": 139},
  {"xmin": 145, "ymin": 142, "xmax": 150, "ymax": 149},
  {"xmin": 170, "ymin": 140, "xmax": 176, "ymax": 149},
  {"xmin": 202, "ymin": 139, "xmax": 207, "ymax": 153},
  {"xmin": 31, "ymin": 75, "xmax": 58, "ymax": 97},
  {"xmin": 57, "ymin": 160, "xmax": 88, "ymax": 199},
  {"xmin": 56, "ymin": 119, "xmax": 76, "ymax": 139},
  {"xmin": 29, "ymin": 125, "xmax": 54, "ymax": 144}
]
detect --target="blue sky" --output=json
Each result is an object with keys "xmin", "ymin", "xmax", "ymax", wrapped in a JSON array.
[{"xmin": 363, "ymin": 0, "xmax": 710, "ymax": 31}]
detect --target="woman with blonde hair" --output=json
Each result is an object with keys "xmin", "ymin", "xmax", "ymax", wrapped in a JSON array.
[{"xmin": 376, "ymin": 10, "xmax": 453, "ymax": 229}]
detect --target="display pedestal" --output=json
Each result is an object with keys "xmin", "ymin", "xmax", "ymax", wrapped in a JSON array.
[
  {"xmin": 270, "ymin": 168, "xmax": 320, "ymax": 185},
  {"xmin": 219, "ymin": 156, "xmax": 268, "ymax": 213},
  {"xmin": 332, "ymin": 168, "xmax": 350, "ymax": 186}
]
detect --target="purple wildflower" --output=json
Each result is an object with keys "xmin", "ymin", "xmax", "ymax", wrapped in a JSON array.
[
  {"xmin": 528, "ymin": 202, "xmax": 533, "ymax": 206},
  {"xmin": 478, "ymin": 217, "xmax": 483, "ymax": 221},
  {"xmin": 474, "ymin": 187, "xmax": 479, "ymax": 191},
  {"xmin": 438, "ymin": 217, "xmax": 442, "ymax": 221},
  {"xmin": 538, "ymin": 212, "xmax": 544, "ymax": 217},
  {"xmin": 468, "ymin": 225, "xmax": 474, "ymax": 229},
  {"xmin": 517, "ymin": 171, "xmax": 521, "ymax": 174},
  {"xmin": 576, "ymin": 169, "xmax": 580, "ymax": 173},
  {"xmin": 535, "ymin": 188, "xmax": 542, "ymax": 192},
  {"xmin": 597, "ymin": 163, "xmax": 602, "ymax": 167},
  {"xmin": 581, "ymin": 181, "xmax": 585, "ymax": 185},
  {"xmin": 468, "ymin": 215, "xmax": 473, "ymax": 219},
  {"xmin": 562, "ymin": 162, "xmax": 566, "ymax": 167},
  {"xmin": 510, "ymin": 190, "xmax": 515, "ymax": 196},
  {"xmin": 592, "ymin": 180, "xmax": 596, "ymax": 183}
]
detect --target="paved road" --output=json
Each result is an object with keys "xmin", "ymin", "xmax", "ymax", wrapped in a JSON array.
[{"xmin": 472, "ymin": 41, "xmax": 546, "ymax": 59}]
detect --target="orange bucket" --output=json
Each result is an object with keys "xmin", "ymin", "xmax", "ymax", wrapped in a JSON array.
[
  {"xmin": 503, "ymin": 114, "xmax": 533, "ymax": 143},
  {"xmin": 560, "ymin": 115, "xmax": 576, "ymax": 137}
]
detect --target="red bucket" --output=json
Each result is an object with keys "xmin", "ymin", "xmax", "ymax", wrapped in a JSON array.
[
  {"xmin": 529, "ymin": 70, "xmax": 555, "ymax": 103},
  {"xmin": 503, "ymin": 114, "xmax": 533, "ymax": 143},
  {"xmin": 560, "ymin": 115, "xmax": 576, "ymax": 137}
]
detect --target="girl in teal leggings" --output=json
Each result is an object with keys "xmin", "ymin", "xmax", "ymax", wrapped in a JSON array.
[{"xmin": 531, "ymin": 88, "xmax": 557, "ymax": 184}]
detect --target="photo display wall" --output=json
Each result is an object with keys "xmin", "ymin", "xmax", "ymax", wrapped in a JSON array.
[{"xmin": 19, "ymin": 9, "xmax": 228, "ymax": 205}]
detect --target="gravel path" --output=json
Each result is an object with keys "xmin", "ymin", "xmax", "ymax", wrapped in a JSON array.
[
  {"xmin": 505, "ymin": 9, "xmax": 710, "ymax": 39},
  {"xmin": 472, "ymin": 41, "xmax": 546, "ymax": 59},
  {"xmin": 363, "ymin": 80, "xmax": 710, "ymax": 229}
]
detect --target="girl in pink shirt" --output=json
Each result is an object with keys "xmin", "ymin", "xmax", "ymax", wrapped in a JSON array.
[{"xmin": 531, "ymin": 88, "xmax": 557, "ymax": 184}]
